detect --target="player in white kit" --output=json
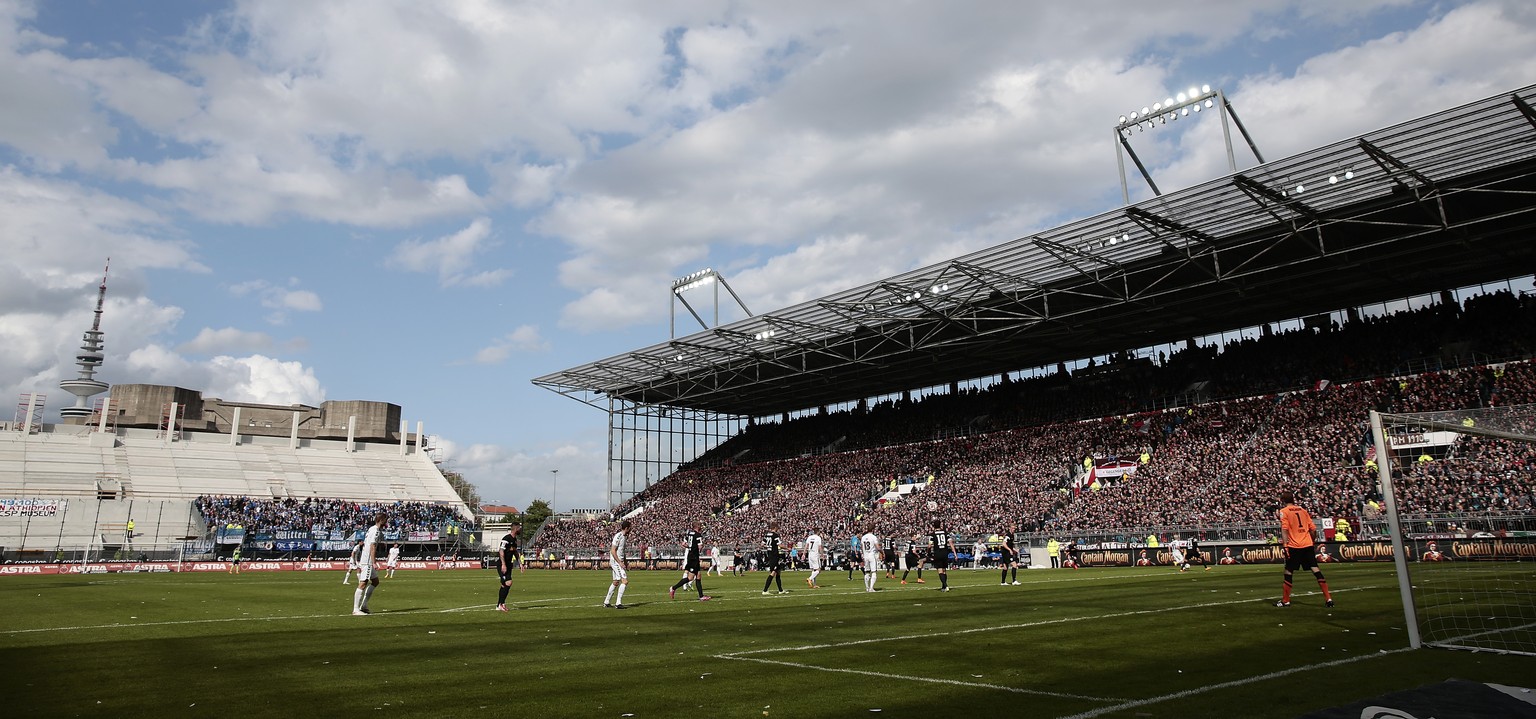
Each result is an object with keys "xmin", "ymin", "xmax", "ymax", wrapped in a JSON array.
[
  {"xmin": 860, "ymin": 525, "xmax": 881, "ymax": 592},
  {"xmin": 351, "ymin": 514, "xmax": 387, "ymax": 615},
  {"xmin": 805, "ymin": 530, "xmax": 825, "ymax": 588},
  {"xmin": 342, "ymin": 540, "xmax": 361, "ymax": 584},
  {"xmin": 1170, "ymin": 536, "xmax": 1188, "ymax": 572},
  {"xmin": 602, "ymin": 520, "xmax": 632, "ymax": 609}
]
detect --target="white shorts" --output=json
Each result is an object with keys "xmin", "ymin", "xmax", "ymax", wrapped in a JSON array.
[
  {"xmin": 386, "ymin": 561, "xmax": 398, "ymax": 569},
  {"xmin": 611, "ymin": 564, "xmax": 628, "ymax": 582},
  {"xmin": 809, "ymin": 557, "xmax": 823, "ymax": 571},
  {"xmin": 1171, "ymin": 551, "xmax": 1186, "ymax": 563},
  {"xmin": 862, "ymin": 552, "xmax": 880, "ymax": 569},
  {"xmin": 357, "ymin": 564, "xmax": 376, "ymax": 582}
]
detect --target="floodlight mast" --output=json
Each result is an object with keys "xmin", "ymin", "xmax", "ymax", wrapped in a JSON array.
[
  {"xmin": 669, "ymin": 268, "xmax": 753, "ymax": 338},
  {"xmin": 1113, "ymin": 85, "xmax": 1265, "ymax": 205}
]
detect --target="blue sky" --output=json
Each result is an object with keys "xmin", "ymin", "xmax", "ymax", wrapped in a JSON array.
[{"xmin": 3, "ymin": 0, "xmax": 1535, "ymax": 512}]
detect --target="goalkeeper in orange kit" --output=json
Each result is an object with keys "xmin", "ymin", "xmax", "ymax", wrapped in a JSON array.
[{"xmin": 1275, "ymin": 490, "xmax": 1334, "ymax": 608}]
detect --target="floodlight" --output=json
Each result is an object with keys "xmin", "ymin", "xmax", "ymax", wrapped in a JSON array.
[
  {"xmin": 1345, "ymin": 169, "xmax": 1354, "ymax": 180},
  {"xmin": 1107, "ymin": 236, "xmax": 1118, "ymax": 245},
  {"xmin": 1329, "ymin": 175, "xmax": 1338, "ymax": 184},
  {"xmin": 1295, "ymin": 183, "xmax": 1305, "ymax": 193},
  {"xmin": 1113, "ymin": 83, "xmax": 1263, "ymax": 205}
]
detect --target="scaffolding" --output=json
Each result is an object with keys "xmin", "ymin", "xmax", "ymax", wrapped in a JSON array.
[
  {"xmin": 157, "ymin": 402, "xmax": 186, "ymax": 441},
  {"xmin": 14, "ymin": 393, "xmax": 45, "ymax": 433},
  {"xmin": 90, "ymin": 396, "xmax": 119, "ymax": 433},
  {"xmin": 605, "ymin": 397, "xmax": 746, "ymax": 509}
]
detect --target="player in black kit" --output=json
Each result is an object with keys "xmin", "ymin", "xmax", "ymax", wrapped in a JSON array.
[
  {"xmin": 762, "ymin": 520, "xmax": 787, "ymax": 595},
  {"xmin": 930, "ymin": 519, "xmax": 959, "ymax": 592},
  {"xmin": 999, "ymin": 529, "xmax": 1020, "ymax": 585},
  {"xmin": 669, "ymin": 521, "xmax": 712, "ymax": 601},
  {"xmin": 900, "ymin": 535, "xmax": 925, "ymax": 585},
  {"xmin": 1188, "ymin": 535, "xmax": 1210, "ymax": 572},
  {"xmin": 882, "ymin": 534, "xmax": 898, "ymax": 579},
  {"xmin": 495, "ymin": 524, "xmax": 521, "ymax": 612}
]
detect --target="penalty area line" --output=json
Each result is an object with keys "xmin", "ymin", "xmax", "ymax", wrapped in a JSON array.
[
  {"xmin": 721, "ymin": 586, "xmax": 1374, "ymax": 657},
  {"xmin": 715, "ymin": 654, "xmax": 1125, "ymax": 702},
  {"xmin": 1053, "ymin": 647, "xmax": 1414, "ymax": 719}
]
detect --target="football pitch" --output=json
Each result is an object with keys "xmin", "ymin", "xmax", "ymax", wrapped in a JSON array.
[{"xmin": 2, "ymin": 563, "xmax": 1532, "ymax": 718}]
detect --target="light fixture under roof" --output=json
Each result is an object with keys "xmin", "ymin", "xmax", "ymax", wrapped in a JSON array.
[{"xmin": 1112, "ymin": 83, "xmax": 1264, "ymax": 205}]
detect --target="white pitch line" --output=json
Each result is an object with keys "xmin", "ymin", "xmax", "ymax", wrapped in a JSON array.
[
  {"xmin": 721, "ymin": 587, "xmax": 1374, "ymax": 657},
  {"xmin": 436, "ymin": 595, "xmax": 591, "ymax": 612},
  {"xmin": 1053, "ymin": 648, "xmax": 1415, "ymax": 719},
  {"xmin": 716, "ymin": 654, "xmax": 1125, "ymax": 702},
  {"xmin": 3, "ymin": 612, "xmax": 359, "ymax": 634}
]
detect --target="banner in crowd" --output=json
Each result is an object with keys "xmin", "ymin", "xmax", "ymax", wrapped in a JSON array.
[
  {"xmin": 0, "ymin": 498, "xmax": 65, "ymax": 517},
  {"xmin": 214, "ymin": 525, "xmax": 246, "ymax": 543},
  {"xmin": 1091, "ymin": 459, "xmax": 1139, "ymax": 482}
]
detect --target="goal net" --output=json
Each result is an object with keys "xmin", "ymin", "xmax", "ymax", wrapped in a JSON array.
[{"xmin": 1370, "ymin": 405, "xmax": 1536, "ymax": 656}]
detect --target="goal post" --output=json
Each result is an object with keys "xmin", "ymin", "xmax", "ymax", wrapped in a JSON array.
[
  {"xmin": 1369, "ymin": 409, "xmax": 1422, "ymax": 649},
  {"xmin": 1370, "ymin": 405, "xmax": 1536, "ymax": 656}
]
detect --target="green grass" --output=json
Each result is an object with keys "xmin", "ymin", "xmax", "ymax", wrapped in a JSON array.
[{"xmin": 2, "ymin": 563, "xmax": 1533, "ymax": 718}]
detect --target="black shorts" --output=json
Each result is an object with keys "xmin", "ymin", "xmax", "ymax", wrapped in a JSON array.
[
  {"xmin": 1284, "ymin": 546, "xmax": 1318, "ymax": 572},
  {"xmin": 999, "ymin": 550, "xmax": 1015, "ymax": 564},
  {"xmin": 884, "ymin": 550, "xmax": 897, "ymax": 564},
  {"xmin": 766, "ymin": 553, "xmax": 781, "ymax": 570},
  {"xmin": 684, "ymin": 557, "xmax": 701, "ymax": 573},
  {"xmin": 932, "ymin": 550, "xmax": 950, "ymax": 570}
]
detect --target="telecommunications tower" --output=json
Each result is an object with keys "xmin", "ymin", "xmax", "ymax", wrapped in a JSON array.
[{"xmin": 59, "ymin": 260, "xmax": 111, "ymax": 420}]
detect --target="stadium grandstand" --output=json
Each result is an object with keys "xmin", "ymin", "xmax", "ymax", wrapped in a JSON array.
[
  {"xmin": 530, "ymin": 83, "xmax": 1536, "ymax": 567},
  {"xmin": 1, "ymin": 379, "xmax": 475, "ymax": 567}
]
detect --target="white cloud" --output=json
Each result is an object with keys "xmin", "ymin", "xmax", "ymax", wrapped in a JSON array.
[
  {"xmin": 177, "ymin": 327, "xmax": 276, "ymax": 355},
  {"xmin": 468, "ymin": 324, "xmax": 550, "ymax": 365},
  {"xmin": 227, "ymin": 278, "xmax": 324, "ymax": 322},
  {"xmin": 387, "ymin": 216, "xmax": 512, "ymax": 287},
  {"xmin": 123, "ymin": 349, "xmax": 324, "ymax": 406},
  {"xmin": 437, "ymin": 438, "xmax": 606, "ymax": 511}
]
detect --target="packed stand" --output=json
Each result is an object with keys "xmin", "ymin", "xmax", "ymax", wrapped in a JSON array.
[
  {"xmin": 195, "ymin": 495, "xmax": 470, "ymax": 536},
  {"xmin": 533, "ymin": 292, "xmax": 1536, "ymax": 555}
]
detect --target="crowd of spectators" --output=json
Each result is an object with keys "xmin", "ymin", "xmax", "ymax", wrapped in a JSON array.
[
  {"xmin": 688, "ymin": 290, "xmax": 1536, "ymax": 467},
  {"xmin": 195, "ymin": 495, "xmax": 469, "ymax": 536},
  {"xmin": 531, "ymin": 290, "xmax": 1536, "ymax": 556}
]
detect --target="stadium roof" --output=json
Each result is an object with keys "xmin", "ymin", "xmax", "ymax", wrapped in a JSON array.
[{"xmin": 535, "ymin": 84, "xmax": 1536, "ymax": 418}]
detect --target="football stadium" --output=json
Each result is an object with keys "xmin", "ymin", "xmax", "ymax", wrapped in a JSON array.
[{"xmin": 6, "ymin": 79, "xmax": 1536, "ymax": 719}]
